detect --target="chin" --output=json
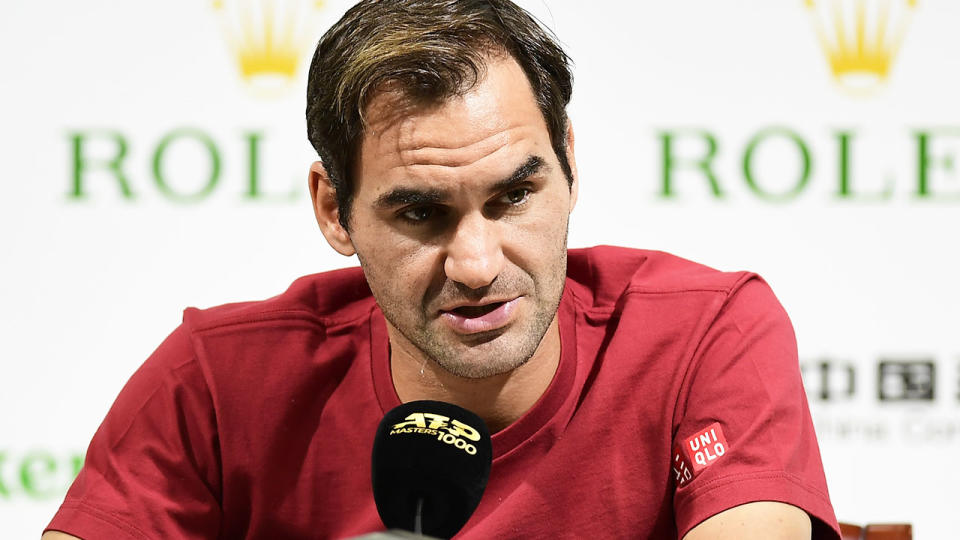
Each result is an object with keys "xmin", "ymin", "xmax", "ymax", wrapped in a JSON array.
[
  {"xmin": 436, "ymin": 356, "xmax": 527, "ymax": 380},
  {"xmin": 431, "ymin": 335, "xmax": 539, "ymax": 380}
]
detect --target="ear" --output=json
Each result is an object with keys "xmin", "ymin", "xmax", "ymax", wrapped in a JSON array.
[
  {"xmin": 564, "ymin": 119, "xmax": 579, "ymax": 213},
  {"xmin": 308, "ymin": 161, "xmax": 356, "ymax": 256}
]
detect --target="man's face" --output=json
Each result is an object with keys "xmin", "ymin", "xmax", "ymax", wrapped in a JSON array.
[{"xmin": 343, "ymin": 54, "xmax": 577, "ymax": 379}]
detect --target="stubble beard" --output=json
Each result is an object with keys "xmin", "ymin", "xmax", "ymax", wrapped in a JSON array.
[
  {"xmin": 409, "ymin": 277, "xmax": 564, "ymax": 379},
  {"xmin": 366, "ymin": 235, "xmax": 569, "ymax": 380}
]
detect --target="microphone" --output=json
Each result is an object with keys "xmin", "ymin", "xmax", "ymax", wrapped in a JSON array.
[{"xmin": 371, "ymin": 400, "xmax": 493, "ymax": 539}]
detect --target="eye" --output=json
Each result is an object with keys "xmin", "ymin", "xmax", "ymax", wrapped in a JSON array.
[
  {"xmin": 498, "ymin": 188, "xmax": 531, "ymax": 206},
  {"xmin": 400, "ymin": 205, "xmax": 439, "ymax": 223}
]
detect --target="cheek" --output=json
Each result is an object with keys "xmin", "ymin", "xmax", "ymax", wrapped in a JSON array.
[
  {"xmin": 358, "ymin": 234, "xmax": 444, "ymax": 301},
  {"xmin": 515, "ymin": 194, "xmax": 570, "ymax": 242},
  {"xmin": 501, "ymin": 197, "xmax": 570, "ymax": 273}
]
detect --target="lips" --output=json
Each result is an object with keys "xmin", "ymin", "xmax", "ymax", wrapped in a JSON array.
[{"xmin": 440, "ymin": 297, "xmax": 520, "ymax": 334}]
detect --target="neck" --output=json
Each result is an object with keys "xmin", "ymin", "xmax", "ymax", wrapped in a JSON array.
[{"xmin": 389, "ymin": 316, "xmax": 561, "ymax": 433}]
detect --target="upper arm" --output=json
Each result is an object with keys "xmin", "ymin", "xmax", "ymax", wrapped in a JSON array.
[
  {"xmin": 671, "ymin": 278, "xmax": 839, "ymax": 538},
  {"xmin": 44, "ymin": 326, "xmax": 222, "ymax": 539},
  {"xmin": 42, "ymin": 532, "xmax": 83, "ymax": 540},
  {"xmin": 682, "ymin": 501, "xmax": 812, "ymax": 540}
]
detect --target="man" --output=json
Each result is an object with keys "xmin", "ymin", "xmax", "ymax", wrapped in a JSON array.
[{"xmin": 44, "ymin": 1, "xmax": 841, "ymax": 538}]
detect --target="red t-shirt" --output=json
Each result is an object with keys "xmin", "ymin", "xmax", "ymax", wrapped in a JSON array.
[{"xmin": 46, "ymin": 246, "xmax": 841, "ymax": 539}]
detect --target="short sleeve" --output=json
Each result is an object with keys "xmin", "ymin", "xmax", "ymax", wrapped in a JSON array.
[
  {"xmin": 671, "ymin": 276, "xmax": 840, "ymax": 540},
  {"xmin": 45, "ymin": 325, "xmax": 222, "ymax": 539}
]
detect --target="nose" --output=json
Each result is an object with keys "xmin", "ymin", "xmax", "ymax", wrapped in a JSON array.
[{"xmin": 443, "ymin": 212, "xmax": 504, "ymax": 289}]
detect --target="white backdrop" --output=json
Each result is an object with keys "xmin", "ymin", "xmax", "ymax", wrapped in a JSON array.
[{"xmin": 2, "ymin": 0, "xmax": 957, "ymax": 537}]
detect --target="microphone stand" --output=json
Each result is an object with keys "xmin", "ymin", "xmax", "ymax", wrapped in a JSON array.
[{"xmin": 414, "ymin": 497, "xmax": 424, "ymax": 535}]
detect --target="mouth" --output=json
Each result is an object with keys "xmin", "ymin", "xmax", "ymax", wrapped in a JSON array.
[
  {"xmin": 439, "ymin": 297, "xmax": 520, "ymax": 335},
  {"xmin": 450, "ymin": 302, "xmax": 506, "ymax": 317}
]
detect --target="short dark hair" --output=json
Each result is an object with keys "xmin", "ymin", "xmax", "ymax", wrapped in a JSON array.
[{"xmin": 306, "ymin": 0, "xmax": 574, "ymax": 229}]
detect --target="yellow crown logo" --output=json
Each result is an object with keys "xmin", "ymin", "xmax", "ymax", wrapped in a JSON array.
[
  {"xmin": 805, "ymin": 0, "xmax": 917, "ymax": 94},
  {"xmin": 213, "ymin": 0, "xmax": 327, "ymax": 97}
]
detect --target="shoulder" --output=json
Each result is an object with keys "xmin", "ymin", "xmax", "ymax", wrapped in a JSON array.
[
  {"xmin": 565, "ymin": 247, "xmax": 789, "ymax": 368},
  {"xmin": 182, "ymin": 266, "xmax": 375, "ymax": 333},
  {"xmin": 128, "ymin": 267, "xmax": 376, "ymax": 394},
  {"xmin": 566, "ymin": 246, "xmax": 769, "ymax": 313}
]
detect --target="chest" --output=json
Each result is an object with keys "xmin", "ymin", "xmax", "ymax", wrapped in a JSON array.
[{"xmin": 220, "ymin": 392, "xmax": 678, "ymax": 539}]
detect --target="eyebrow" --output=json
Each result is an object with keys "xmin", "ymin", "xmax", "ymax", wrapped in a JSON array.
[
  {"xmin": 373, "ymin": 155, "xmax": 547, "ymax": 210},
  {"xmin": 491, "ymin": 155, "xmax": 545, "ymax": 192}
]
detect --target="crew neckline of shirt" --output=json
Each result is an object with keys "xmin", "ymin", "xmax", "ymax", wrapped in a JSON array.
[{"xmin": 369, "ymin": 284, "xmax": 578, "ymax": 459}]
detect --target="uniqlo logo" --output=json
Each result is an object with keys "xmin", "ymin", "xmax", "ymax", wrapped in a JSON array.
[{"xmin": 672, "ymin": 422, "xmax": 729, "ymax": 486}]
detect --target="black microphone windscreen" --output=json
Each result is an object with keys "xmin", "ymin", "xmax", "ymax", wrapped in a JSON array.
[{"xmin": 371, "ymin": 400, "xmax": 492, "ymax": 539}]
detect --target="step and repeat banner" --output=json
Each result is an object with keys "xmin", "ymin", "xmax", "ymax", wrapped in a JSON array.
[{"xmin": 2, "ymin": 0, "xmax": 957, "ymax": 537}]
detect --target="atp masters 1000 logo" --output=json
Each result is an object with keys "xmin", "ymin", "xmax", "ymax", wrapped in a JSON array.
[
  {"xmin": 804, "ymin": 0, "xmax": 917, "ymax": 95},
  {"xmin": 391, "ymin": 412, "xmax": 483, "ymax": 455}
]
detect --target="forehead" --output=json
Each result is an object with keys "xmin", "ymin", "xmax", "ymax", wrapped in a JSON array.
[{"xmin": 354, "ymin": 55, "xmax": 552, "ymax": 194}]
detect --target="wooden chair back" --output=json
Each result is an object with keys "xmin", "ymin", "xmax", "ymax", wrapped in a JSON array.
[{"xmin": 839, "ymin": 522, "xmax": 912, "ymax": 540}]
